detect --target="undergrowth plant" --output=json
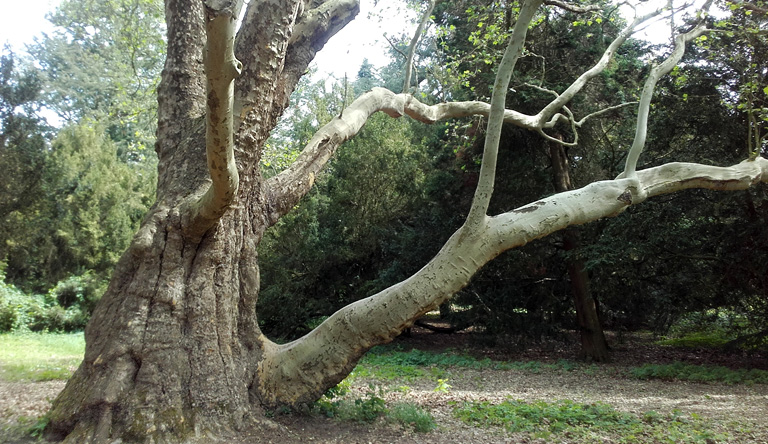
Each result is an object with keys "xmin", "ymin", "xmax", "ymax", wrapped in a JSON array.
[
  {"xmin": 314, "ymin": 381, "xmax": 436, "ymax": 432},
  {"xmin": 386, "ymin": 402, "xmax": 436, "ymax": 433}
]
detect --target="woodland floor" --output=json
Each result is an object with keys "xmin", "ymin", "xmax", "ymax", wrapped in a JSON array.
[{"xmin": 1, "ymin": 329, "xmax": 767, "ymax": 443}]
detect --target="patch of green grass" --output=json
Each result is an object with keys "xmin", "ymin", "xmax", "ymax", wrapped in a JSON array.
[
  {"xmin": 629, "ymin": 362, "xmax": 768, "ymax": 385},
  {"xmin": 656, "ymin": 332, "xmax": 729, "ymax": 348},
  {"xmin": 387, "ymin": 402, "xmax": 436, "ymax": 433},
  {"xmin": 357, "ymin": 347, "xmax": 582, "ymax": 380},
  {"xmin": 0, "ymin": 332, "xmax": 84, "ymax": 381},
  {"xmin": 453, "ymin": 399, "xmax": 728, "ymax": 443}
]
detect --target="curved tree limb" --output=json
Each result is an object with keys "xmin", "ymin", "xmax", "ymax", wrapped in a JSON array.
[
  {"xmin": 182, "ymin": 1, "xmax": 243, "ymax": 238},
  {"xmin": 233, "ymin": 0, "xmax": 359, "ymax": 150},
  {"xmin": 263, "ymin": 85, "xmax": 634, "ymax": 223},
  {"xmin": 464, "ymin": 0, "xmax": 544, "ymax": 234},
  {"xmin": 621, "ymin": 2, "xmax": 712, "ymax": 178},
  {"xmin": 257, "ymin": 155, "xmax": 768, "ymax": 407},
  {"xmin": 262, "ymin": 2, "xmax": 713, "ymax": 226},
  {"xmin": 278, "ymin": 0, "xmax": 360, "ymax": 112},
  {"xmin": 533, "ymin": 6, "xmax": 666, "ymax": 128},
  {"xmin": 264, "ymin": 87, "xmax": 544, "ymax": 225}
]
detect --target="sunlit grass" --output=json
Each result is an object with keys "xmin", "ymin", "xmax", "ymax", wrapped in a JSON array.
[
  {"xmin": 0, "ymin": 332, "xmax": 84, "ymax": 381},
  {"xmin": 656, "ymin": 332, "xmax": 730, "ymax": 348}
]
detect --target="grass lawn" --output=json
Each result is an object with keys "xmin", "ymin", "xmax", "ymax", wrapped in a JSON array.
[
  {"xmin": 0, "ymin": 331, "xmax": 766, "ymax": 443},
  {"xmin": 0, "ymin": 332, "xmax": 84, "ymax": 382}
]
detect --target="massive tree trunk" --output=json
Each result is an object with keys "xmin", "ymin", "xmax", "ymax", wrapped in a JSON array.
[
  {"xmin": 45, "ymin": 0, "xmax": 768, "ymax": 442},
  {"xmin": 549, "ymin": 141, "xmax": 610, "ymax": 362}
]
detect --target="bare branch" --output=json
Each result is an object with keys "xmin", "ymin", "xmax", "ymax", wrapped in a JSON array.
[
  {"xmin": 621, "ymin": 3, "xmax": 711, "ymax": 178},
  {"xmin": 575, "ymin": 101, "xmax": 637, "ymax": 126},
  {"xmin": 464, "ymin": 0, "xmax": 544, "ymax": 234},
  {"xmin": 403, "ymin": 0, "xmax": 436, "ymax": 93},
  {"xmin": 533, "ymin": 6, "xmax": 666, "ymax": 127},
  {"xmin": 384, "ymin": 34, "xmax": 408, "ymax": 58},
  {"xmin": 544, "ymin": 0, "xmax": 602, "ymax": 13},
  {"xmin": 182, "ymin": 2, "xmax": 243, "ymax": 238},
  {"xmin": 264, "ymin": 88, "xmax": 549, "ymax": 224}
]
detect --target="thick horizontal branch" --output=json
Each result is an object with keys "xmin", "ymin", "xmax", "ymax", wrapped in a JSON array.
[
  {"xmin": 264, "ymin": 84, "xmax": 642, "ymax": 223},
  {"xmin": 256, "ymin": 155, "xmax": 767, "ymax": 407}
]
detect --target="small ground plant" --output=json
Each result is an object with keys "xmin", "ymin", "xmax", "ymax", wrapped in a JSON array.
[
  {"xmin": 314, "ymin": 381, "xmax": 436, "ymax": 432},
  {"xmin": 386, "ymin": 402, "xmax": 436, "ymax": 433}
]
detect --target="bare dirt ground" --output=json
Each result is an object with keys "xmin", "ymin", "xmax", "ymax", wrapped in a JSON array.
[{"xmin": 2, "ymin": 330, "xmax": 767, "ymax": 443}]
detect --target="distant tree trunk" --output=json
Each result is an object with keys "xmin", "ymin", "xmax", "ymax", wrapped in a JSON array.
[{"xmin": 549, "ymin": 140, "xmax": 610, "ymax": 362}]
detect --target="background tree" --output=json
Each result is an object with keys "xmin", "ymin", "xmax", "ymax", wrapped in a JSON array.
[
  {"xmin": 1, "ymin": 0, "xmax": 163, "ymax": 294},
  {"xmin": 29, "ymin": 0, "xmax": 165, "ymax": 159},
  {"xmin": 0, "ymin": 47, "xmax": 52, "ymax": 287}
]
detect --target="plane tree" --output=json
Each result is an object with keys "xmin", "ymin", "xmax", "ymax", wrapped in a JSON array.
[{"xmin": 45, "ymin": 0, "xmax": 767, "ymax": 442}]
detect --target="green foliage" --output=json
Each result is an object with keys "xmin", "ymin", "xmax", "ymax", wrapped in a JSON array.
[
  {"xmin": 0, "ymin": 332, "xmax": 84, "ymax": 381},
  {"xmin": 48, "ymin": 273, "xmax": 106, "ymax": 315},
  {"xmin": 0, "ymin": 272, "xmax": 25, "ymax": 332},
  {"xmin": 2, "ymin": 3, "xmax": 160, "ymax": 295},
  {"xmin": 2, "ymin": 123, "xmax": 156, "ymax": 291},
  {"xmin": 386, "ymin": 402, "xmax": 437, "ymax": 433},
  {"xmin": 453, "ymin": 399, "xmax": 727, "ymax": 442},
  {"xmin": 29, "ymin": 0, "xmax": 165, "ymax": 158},
  {"xmin": 28, "ymin": 413, "xmax": 51, "ymax": 438},
  {"xmin": 656, "ymin": 333, "xmax": 730, "ymax": 349},
  {"xmin": 0, "ymin": 47, "xmax": 51, "ymax": 223},
  {"xmin": 315, "ymin": 381, "xmax": 435, "ymax": 433},
  {"xmin": 454, "ymin": 399, "xmax": 632, "ymax": 434},
  {"xmin": 0, "ymin": 270, "xmax": 105, "ymax": 332},
  {"xmin": 629, "ymin": 362, "xmax": 768, "ymax": 385}
]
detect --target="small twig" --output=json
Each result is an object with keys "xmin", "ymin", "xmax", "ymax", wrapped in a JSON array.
[
  {"xmin": 384, "ymin": 34, "xmax": 408, "ymax": 58},
  {"xmin": 575, "ymin": 101, "xmax": 638, "ymax": 126}
]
